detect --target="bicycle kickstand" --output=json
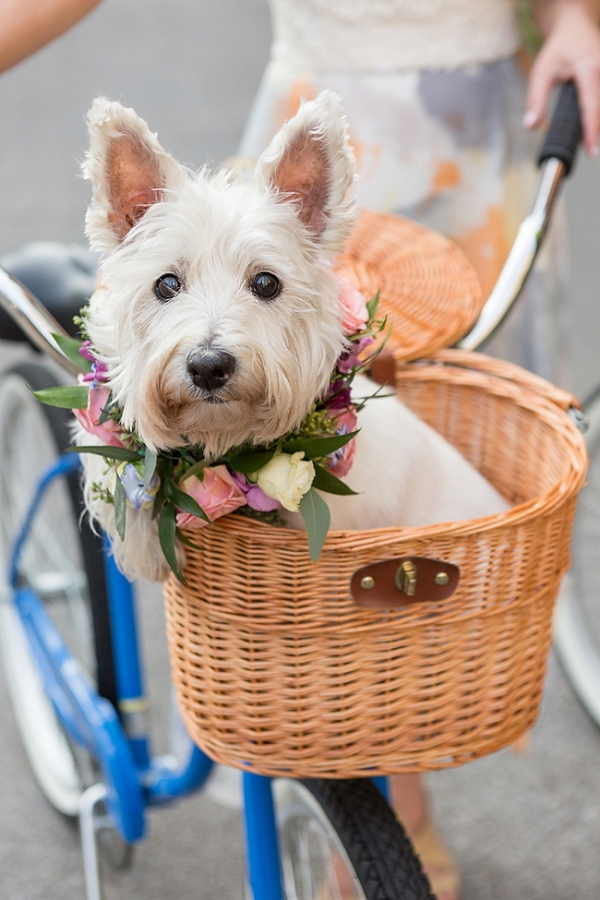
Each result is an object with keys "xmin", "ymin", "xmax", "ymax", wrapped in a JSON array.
[{"xmin": 79, "ymin": 783, "xmax": 108, "ymax": 900}]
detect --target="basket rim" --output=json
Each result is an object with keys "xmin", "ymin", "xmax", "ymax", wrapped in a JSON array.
[{"xmin": 179, "ymin": 351, "xmax": 588, "ymax": 551}]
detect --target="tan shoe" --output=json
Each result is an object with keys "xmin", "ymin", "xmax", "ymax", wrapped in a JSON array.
[{"xmin": 410, "ymin": 819, "xmax": 460, "ymax": 900}]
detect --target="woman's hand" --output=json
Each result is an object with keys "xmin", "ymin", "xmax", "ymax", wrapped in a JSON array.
[{"xmin": 525, "ymin": 1, "xmax": 600, "ymax": 155}]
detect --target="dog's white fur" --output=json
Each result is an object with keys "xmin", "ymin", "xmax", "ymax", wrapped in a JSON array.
[{"xmin": 76, "ymin": 92, "xmax": 508, "ymax": 582}]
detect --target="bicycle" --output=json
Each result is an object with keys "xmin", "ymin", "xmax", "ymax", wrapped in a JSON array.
[{"xmin": 0, "ymin": 83, "xmax": 589, "ymax": 900}]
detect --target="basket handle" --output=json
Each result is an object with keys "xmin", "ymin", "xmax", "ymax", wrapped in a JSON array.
[
  {"xmin": 404, "ymin": 349, "xmax": 582, "ymax": 412},
  {"xmin": 351, "ymin": 556, "xmax": 460, "ymax": 608}
]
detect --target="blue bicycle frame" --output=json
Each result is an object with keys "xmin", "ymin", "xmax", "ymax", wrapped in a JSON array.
[{"xmin": 8, "ymin": 450, "xmax": 287, "ymax": 900}]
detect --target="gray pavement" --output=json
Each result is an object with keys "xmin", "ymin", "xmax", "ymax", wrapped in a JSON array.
[{"xmin": 1, "ymin": 2, "xmax": 600, "ymax": 898}]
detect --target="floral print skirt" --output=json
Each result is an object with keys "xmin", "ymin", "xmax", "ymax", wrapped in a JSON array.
[{"xmin": 239, "ymin": 56, "xmax": 570, "ymax": 386}]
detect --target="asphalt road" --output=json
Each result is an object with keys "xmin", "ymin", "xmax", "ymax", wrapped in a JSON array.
[{"xmin": 1, "ymin": 2, "xmax": 600, "ymax": 899}]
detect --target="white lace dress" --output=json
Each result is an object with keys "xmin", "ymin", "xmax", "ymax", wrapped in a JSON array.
[{"xmin": 240, "ymin": 0, "xmax": 570, "ymax": 385}]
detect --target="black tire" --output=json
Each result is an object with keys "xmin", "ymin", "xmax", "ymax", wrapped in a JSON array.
[
  {"xmin": 274, "ymin": 777, "xmax": 435, "ymax": 900},
  {"xmin": 0, "ymin": 359, "xmax": 117, "ymax": 814}
]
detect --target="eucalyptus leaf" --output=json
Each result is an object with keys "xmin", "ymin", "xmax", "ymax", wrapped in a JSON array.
[
  {"xmin": 113, "ymin": 473, "xmax": 127, "ymax": 542},
  {"xmin": 33, "ymin": 385, "xmax": 89, "ymax": 409},
  {"xmin": 176, "ymin": 528, "xmax": 203, "ymax": 551},
  {"xmin": 66, "ymin": 445, "xmax": 142, "ymax": 462},
  {"xmin": 226, "ymin": 449, "xmax": 276, "ymax": 474},
  {"xmin": 151, "ymin": 486, "xmax": 166, "ymax": 521},
  {"xmin": 366, "ymin": 290, "xmax": 380, "ymax": 319},
  {"xmin": 143, "ymin": 447, "xmax": 158, "ymax": 492},
  {"xmin": 299, "ymin": 488, "xmax": 331, "ymax": 562},
  {"xmin": 98, "ymin": 400, "xmax": 115, "ymax": 424},
  {"xmin": 51, "ymin": 333, "xmax": 93, "ymax": 372},
  {"xmin": 180, "ymin": 459, "xmax": 209, "ymax": 483},
  {"xmin": 283, "ymin": 431, "xmax": 359, "ymax": 458},
  {"xmin": 312, "ymin": 462, "xmax": 358, "ymax": 496},
  {"xmin": 159, "ymin": 503, "xmax": 186, "ymax": 583},
  {"xmin": 163, "ymin": 478, "xmax": 210, "ymax": 523}
]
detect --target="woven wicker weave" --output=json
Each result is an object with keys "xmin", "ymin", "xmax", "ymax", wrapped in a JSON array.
[
  {"xmin": 335, "ymin": 209, "xmax": 484, "ymax": 361},
  {"xmin": 164, "ymin": 350, "xmax": 587, "ymax": 777}
]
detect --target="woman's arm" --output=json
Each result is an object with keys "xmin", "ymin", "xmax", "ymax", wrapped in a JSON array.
[
  {"xmin": 526, "ymin": 0, "xmax": 600, "ymax": 154},
  {"xmin": 0, "ymin": 0, "xmax": 103, "ymax": 74}
]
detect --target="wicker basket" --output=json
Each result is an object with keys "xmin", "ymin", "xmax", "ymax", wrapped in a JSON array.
[
  {"xmin": 164, "ymin": 349, "xmax": 587, "ymax": 777},
  {"xmin": 336, "ymin": 209, "xmax": 485, "ymax": 361}
]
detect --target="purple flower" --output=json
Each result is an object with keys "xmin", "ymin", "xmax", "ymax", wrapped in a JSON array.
[
  {"xmin": 82, "ymin": 360, "xmax": 109, "ymax": 388},
  {"xmin": 336, "ymin": 335, "xmax": 374, "ymax": 374},
  {"xmin": 230, "ymin": 469, "xmax": 281, "ymax": 511},
  {"xmin": 80, "ymin": 342, "xmax": 109, "ymax": 387},
  {"xmin": 119, "ymin": 464, "xmax": 159, "ymax": 510},
  {"xmin": 324, "ymin": 381, "xmax": 352, "ymax": 411},
  {"xmin": 246, "ymin": 484, "xmax": 282, "ymax": 512},
  {"xmin": 79, "ymin": 340, "xmax": 96, "ymax": 362}
]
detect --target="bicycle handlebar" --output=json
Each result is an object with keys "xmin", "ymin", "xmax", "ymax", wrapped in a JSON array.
[
  {"xmin": 0, "ymin": 268, "xmax": 81, "ymax": 376},
  {"xmin": 538, "ymin": 80, "xmax": 583, "ymax": 176},
  {"xmin": 458, "ymin": 80, "xmax": 582, "ymax": 353}
]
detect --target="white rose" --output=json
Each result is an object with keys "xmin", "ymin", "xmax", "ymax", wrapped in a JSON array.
[{"xmin": 257, "ymin": 452, "xmax": 315, "ymax": 512}]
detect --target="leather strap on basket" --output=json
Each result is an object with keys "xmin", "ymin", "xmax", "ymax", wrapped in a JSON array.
[{"xmin": 351, "ymin": 556, "xmax": 460, "ymax": 608}]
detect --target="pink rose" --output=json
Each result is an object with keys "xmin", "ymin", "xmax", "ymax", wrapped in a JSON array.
[
  {"xmin": 327, "ymin": 407, "xmax": 358, "ymax": 478},
  {"xmin": 73, "ymin": 386, "xmax": 125, "ymax": 448},
  {"xmin": 331, "ymin": 271, "xmax": 369, "ymax": 335},
  {"xmin": 176, "ymin": 465, "xmax": 247, "ymax": 529}
]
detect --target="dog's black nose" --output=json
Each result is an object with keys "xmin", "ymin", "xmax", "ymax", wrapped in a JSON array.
[{"xmin": 187, "ymin": 348, "xmax": 236, "ymax": 393}]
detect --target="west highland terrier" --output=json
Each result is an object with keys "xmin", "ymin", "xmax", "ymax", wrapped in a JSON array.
[{"xmin": 73, "ymin": 92, "xmax": 507, "ymax": 583}]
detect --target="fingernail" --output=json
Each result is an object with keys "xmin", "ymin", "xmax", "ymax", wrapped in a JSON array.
[
  {"xmin": 591, "ymin": 142, "xmax": 599, "ymax": 158},
  {"xmin": 522, "ymin": 110, "xmax": 537, "ymax": 129}
]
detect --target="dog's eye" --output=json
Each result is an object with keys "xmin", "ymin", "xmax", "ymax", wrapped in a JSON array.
[
  {"xmin": 251, "ymin": 272, "xmax": 281, "ymax": 301},
  {"xmin": 154, "ymin": 274, "xmax": 182, "ymax": 302}
]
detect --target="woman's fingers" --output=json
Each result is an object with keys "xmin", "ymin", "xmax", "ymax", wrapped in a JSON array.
[
  {"xmin": 525, "ymin": 40, "xmax": 600, "ymax": 155},
  {"xmin": 573, "ymin": 58, "xmax": 600, "ymax": 154},
  {"xmin": 525, "ymin": 47, "xmax": 558, "ymax": 129}
]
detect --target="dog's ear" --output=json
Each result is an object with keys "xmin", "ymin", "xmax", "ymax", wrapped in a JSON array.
[
  {"xmin": 83, "ymin": 98, "xmax": 186, "ymax": 251},
  {"xmin": 255, "ymin": 91, "xmax": 356, "ymax": 253}
]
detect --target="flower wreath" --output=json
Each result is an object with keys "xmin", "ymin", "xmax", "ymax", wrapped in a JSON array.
[{"xmin": 36, "ymin": 273, "xmax": 386, "ymax": 580}]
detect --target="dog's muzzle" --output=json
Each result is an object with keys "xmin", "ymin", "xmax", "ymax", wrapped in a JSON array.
[{"xmin": 187, "ymin": 347, "xmax": 236, "ymax": 395}]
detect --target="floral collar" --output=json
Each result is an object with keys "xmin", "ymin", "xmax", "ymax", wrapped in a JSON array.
[{"xmin": 36, "ymin": 274, "xmax": 386, "ymax": 580}]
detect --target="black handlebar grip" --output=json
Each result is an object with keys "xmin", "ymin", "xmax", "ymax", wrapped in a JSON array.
[{"xmin": 537, "ymin": 80, "xmax": 582, "ymax": 175}]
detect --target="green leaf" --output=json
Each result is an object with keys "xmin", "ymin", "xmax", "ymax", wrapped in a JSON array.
[
  {"xmin": 299, "ymin": 488, "xmax": 331, "ymax": 562},
  {"xmin": 151, "ymin": 485, "xmax": 166, "ymax": 521},
  {"xmin": 176, "ymin": 528, "xmax": 203, "ymax": 551},
  {"xmin": 226, "ymin": 449, "xmax": 277, "ymax": 474},
  {"xmin": 312, "ymin": 462, "xmax": 358, "ymax": 496},
  {"xmin": 143, "ymin": 447, "xmax": 158, "ymax": 492},
  {"xmin": 66, "ymin": 445, "xmax": 142, "ymax": 462},
  {"xmin": 163, "ymin": 478, "xmax": 210, "ymax": 523},
  {"xmin": 366, "ymin": 290, "xmax": 380, "ymax": 319},
  {"xmin": 179, "ymin": 459, "xmax": 209, "ymax": 483},
  {"xmin": 98, "ymin": 399, "xmax": 115, "ymax": 424},
  {"xmin": 283, "ymin": 431, "xmax": 359, "ymax": 458},
  {"xmin": 159, "ymin": 503, "xmax": 186, "ymax": 583},
  {"xmin": 51, "ymin": 333, "xmax": 93, "ymax": 372},
  {"xmin": 113, "ymin": 473, "xmax": 127, "ymax": 542},
  {"xmin": 33, "ymin": 385, "xmax": 89, "ymax": 409}
]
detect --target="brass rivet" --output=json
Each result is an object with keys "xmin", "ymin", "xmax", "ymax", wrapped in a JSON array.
[
  {"xmin": 360, "ymin": 576, "xmax": 375, "ymax": 590},
  {"xmin": 435, "ymin": 572, "xmax": 450, "ymax": 586}
]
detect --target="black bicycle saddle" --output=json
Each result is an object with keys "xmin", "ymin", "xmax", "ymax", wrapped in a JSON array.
[{"xmin": 0, "ymin": 241, "xmax": 97, "ymax": 343}]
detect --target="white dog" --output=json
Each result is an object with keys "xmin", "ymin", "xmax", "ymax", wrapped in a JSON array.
[{"xmin": 76, "ymin": 92, "xmax": 507, "ymax": 582}]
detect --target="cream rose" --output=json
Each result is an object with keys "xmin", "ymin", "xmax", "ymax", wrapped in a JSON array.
[{"xmin": 256, "ymin": 452, "xmax": 315, "ymax": 512}]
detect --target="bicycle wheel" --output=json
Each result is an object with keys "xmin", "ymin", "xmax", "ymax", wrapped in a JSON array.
[
  {"xmin": 0, "ymin": 360, "xmax": 116, "ymax": 815},
  {"xmin": 554, "ymin": 386, "xmax": 600, "ymax": 726},
  {"xmin": 273, "ymin": 778, "xmax": 434, "ymax": 900}
]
